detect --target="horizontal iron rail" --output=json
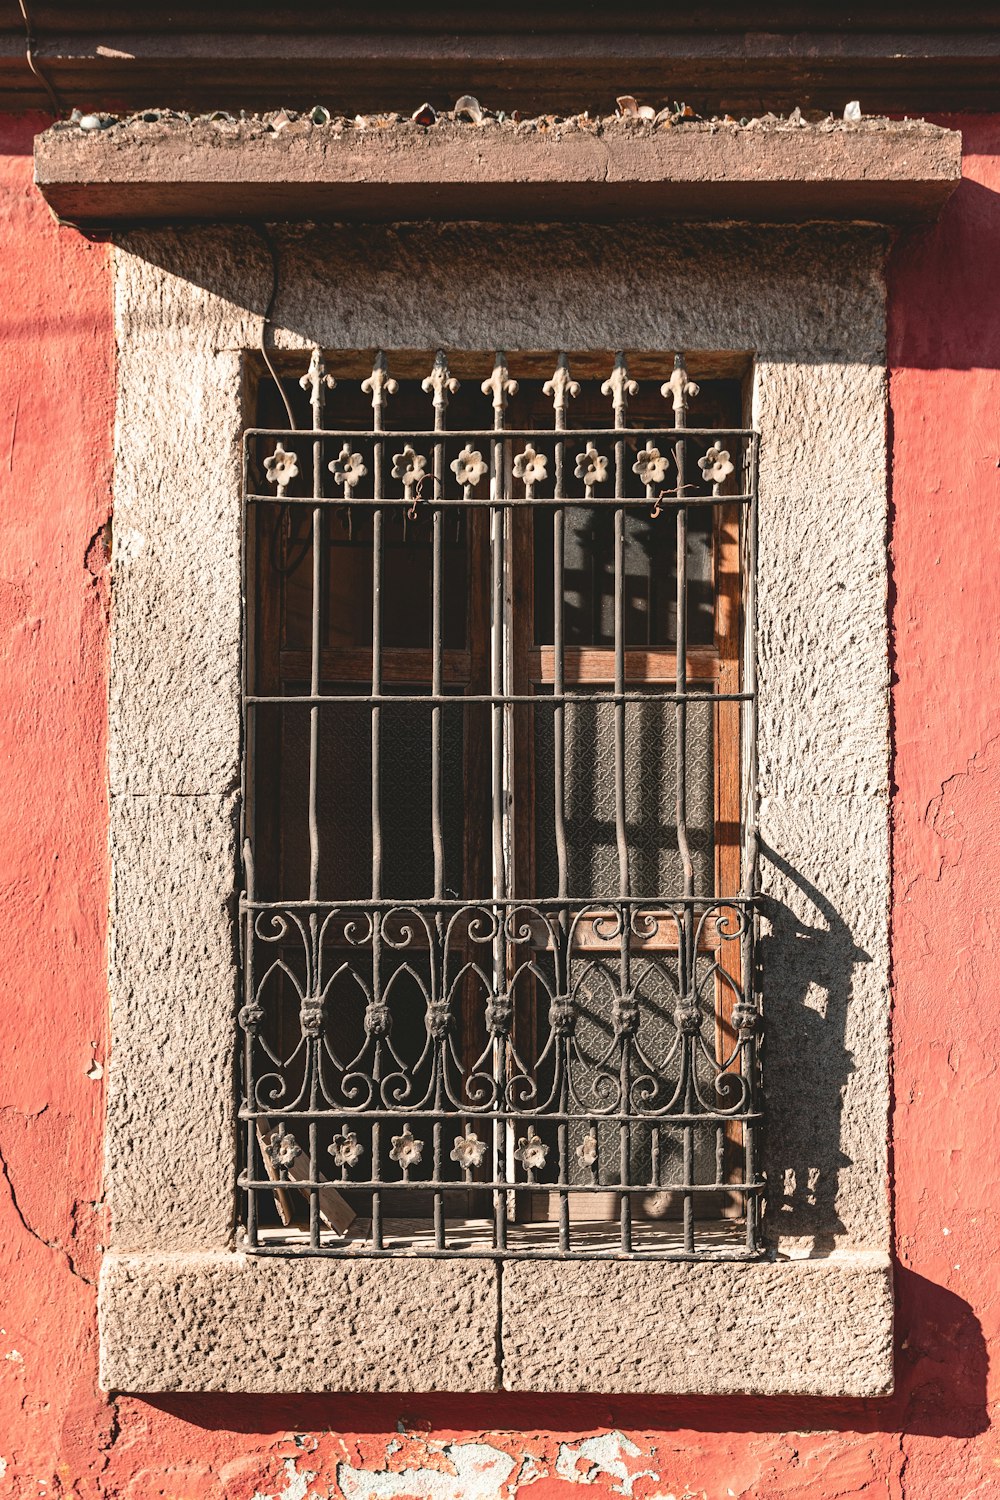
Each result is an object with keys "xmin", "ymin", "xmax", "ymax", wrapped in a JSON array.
[
  {"xmin": 244, "ymin": 691, "xmax": 754, "ymax": 704},
  {"xmin": 246, "ymin": 491, "xmax": 752, "ymax": 509},
  {"xmin": 239, "ymin": 1110, "xmax": 763, "ymax": 1125},
  {"xmin": 245, "ymin": 425, "xmax": 758, "ymax": 440},
  {"xmin": 239, "ymin": 1176, "xmax": 765, "ymax": 1194},
  {"xmin": 242, "ymin": 894, "xmax": 758, "ymax": 909},
  {"xmin": 247, "ymin": 1245, "xmax": 768, "ymax": 1262}
]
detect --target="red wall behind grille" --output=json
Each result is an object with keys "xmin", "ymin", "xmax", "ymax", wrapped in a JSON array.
[{"xmin": 1, "ymin": 109, "xmax": 999, "ymax": 1499}]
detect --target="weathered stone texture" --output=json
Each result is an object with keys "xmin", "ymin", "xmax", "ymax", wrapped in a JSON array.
[
  {"xmin": 100, "ymin": 1253, "xmax": 500, "ymax": 1392},
  {"xmin": 106, "ymin": 221, "xmax": 890, "ymax": 1390},
  {"xmin": 107, "ymin": 794, "xmax": 239, "ymax": 1250},
  {"xmin": 501, "ymin": 1253, "xmax": 893, "ymax": 1395}
]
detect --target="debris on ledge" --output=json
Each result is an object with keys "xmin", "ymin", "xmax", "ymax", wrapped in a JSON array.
[{"xmin": 58, "ymin": 95, "xmax": 932, "ymax": 138}]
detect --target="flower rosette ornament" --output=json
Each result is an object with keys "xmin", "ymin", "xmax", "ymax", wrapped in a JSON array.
[
  {"xmin": 450, "ymin": 1128, "xmax": 487, "ymax": 1175},
  {"xmin": 450, "ymin": 443, "xmax": 488, "ymax": 491},
  {"xmin": 268, "ymin": 1123, "xmax": 301, "ymax": 1173},
  {"xmin": 632, "ymin": 442, "xmax": 669, "ymax": 490},
  {"xmin": 698, "ymin": 443, "xmax": 735, "ymax": 490},
  {"xmin": 576, "ymin": 1130, "xmax": 599, "ymax": 1169},
  {"xmin": 512, "ymin": 443, "xmax": 548, "ymax": 493},
  {"xmin": 391, "ymin": 444, "xmax": 428, "ymax": 497},
  {"xmin": 264, "ymin": 442, "xmax": 299, "ymax": 496},
  {"xmin": 328, "ymin": 1128, "xmax": 364, "ymax": 1172},
  {"xmin": 328, "ymin": 443, "xmax": 367, "ymax": 491},
  {"xmin": 389, "ymin": 1126, "xmax": 424, "ymax": 1177},
  {"xmin": 574, "ymin": 441, "xmax": 609, "ymax": 494},
  {"xmin": 513, "ymin": 1126, "xmax": 549, "ymax": 1179}
]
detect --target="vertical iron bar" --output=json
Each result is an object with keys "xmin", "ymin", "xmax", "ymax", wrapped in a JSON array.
[
  {"xmin": 240, "ymin": 425, "xmax": 259, "ymax": 1249},
  {"xmin": 606, "ymin": 355, "xmax": 635, "ymax": 1254},
  {"xmin": 483, "ymin": 354, "xmax": 516, "ymax": 1251},
  {"xmin": 743, "ymin": 430, "xmax": 761, "ymax": 1253},
  {"xmin": 544, "ymin": 354, "xmax": 577, "ymax": 1250},
  {"xmin": 242, "ymin": 840, "xmax": 258, "ymax": 1246},
  {"xmin": 432, "ymin": 370, "xmax": 445, "ymax": 1251},
  {"xmin": 303, "ymin": 348, "xmax": 333, "ymax": 1247},
  {"xmin": 424, "ymin": 352, "xmax": 457, "ymax": 1249},
  {"xmin": 665, "ymin": 352, "xmax": 698, "ymax": 1255},
  {"xmin": 363, "ymin": 352, "xmax": 396, "ymax": 1250}
]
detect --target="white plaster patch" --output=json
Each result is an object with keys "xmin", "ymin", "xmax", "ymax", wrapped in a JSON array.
[
  {"xmin": 555, "ymin": 1433, "xmax": 658, "ymax": 1496},
  {"xmin": 251, "ymin": 1456, "xmax": 316, "ymax": 1500},
  {"xmin": 336, "ymin": 1442, "xmax": 516, "ymax": 1500},
  {"xmin": 111, "ymin": 526, "xmax": 146, "ymax": 563}
]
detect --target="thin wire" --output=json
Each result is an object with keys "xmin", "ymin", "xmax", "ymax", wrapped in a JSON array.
[
  {"xmin": 255, "ymin": 225, "xmax": 296, "ymax": 431},
  {"xmin": 17, "ymin": 0, "xmax": 62, "ymax": 118}
]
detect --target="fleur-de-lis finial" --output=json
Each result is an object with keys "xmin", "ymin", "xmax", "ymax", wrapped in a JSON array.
[
  {"xmin": 543, "ymin": 353, "xmax": 580, "ymax": 419},
  {"xmin": 422, "ymin": 349, "xmax": 460, "ymax": 413},
  {"xmin": 601, "ymin": 352, "xmax": 638, "ymax": 423},
  {"xmin": 661, "ymin": 353, "xmax": 700, "ymax": 417},
  {"xmin": 481, "ymin": 352, "xmax": 518, "ymax": 418},
  {"xmin": 298, "ymin": 346, "xmax": 336, "ymax": 407},
  {"xmin": 361, "ymin": 351, "xmax": 398, "ymax": 416}
]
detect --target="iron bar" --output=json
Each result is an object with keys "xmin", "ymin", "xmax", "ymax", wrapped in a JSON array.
[
  {"xmin": 246, "ymin": 425, "xmax": 757, "ymax": 440},
  {"xmin": 244, "ymin": 894, "xmax": 758, "ymax": 911},
  {"xmin": 240, "ymin": 1175, "xmax": 764, "ymax": 1193},
  {"xmin": 666, "ymin": 353, "xmax": 700, "ymax": 1254},
  {"xmin": 246, "ymin": 691, "xmax": 755, "ymax": 705},
  {"xmin": 544, "ymin": 354, "xmax": 577, "ymax": 1252},
  {"xmin": 247, "ymin": 492, "xmax": 753, "ymax": 510},
  {"xmin": 240, "ymin": 1110, "xmax": 763, "ymax": 1125}
]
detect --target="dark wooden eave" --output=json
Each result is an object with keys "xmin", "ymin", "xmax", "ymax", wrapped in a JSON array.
[
  {"xmin": 5, "ymin": 4, "xmax": 1000, "ymax": 117},
  {"xmin": 33, "ymin": 117, "xmax": 961, "ymax": 228}
]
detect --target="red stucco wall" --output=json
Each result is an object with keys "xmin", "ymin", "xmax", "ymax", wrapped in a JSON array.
[{"xmin": 1, "ymin": 109, "xmax": 999, "ymax": 1499}]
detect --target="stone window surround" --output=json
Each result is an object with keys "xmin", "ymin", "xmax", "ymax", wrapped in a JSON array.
[{"xmin": 102, "ymin": 221, "xmax": 892, "ymax": 1396}]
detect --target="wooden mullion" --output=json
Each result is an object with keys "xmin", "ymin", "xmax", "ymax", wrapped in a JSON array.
[
  {"xmin": 278, "ymin": 647, "xmax": 472, "ymax": 685},
  {"xmin": 459, "ymin": 510, "xmax": 493, "ymax": 1103},
  {"xmin": 714, "ymin": 485, "xmax": 745, "ymax": 1206},
  {"xmin": 511, "ymin": 506, "xmax": 538, "ymax": 1196},
  {"xmin": 529, "ymin": 644, "xmax": 720, "ymax": 684}
]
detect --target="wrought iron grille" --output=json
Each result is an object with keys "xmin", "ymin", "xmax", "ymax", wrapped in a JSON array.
[{"xmin": 240, "ymin": 349, "xmax": 761, "ymax": 1259}]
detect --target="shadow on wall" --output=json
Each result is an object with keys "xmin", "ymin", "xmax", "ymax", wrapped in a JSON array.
[
  {"xmin": 757, "ymin": 841, "xmax": 870, "ymax": 1255},
  {"xmin": 141, "ymin": 1270, "xmax": 985, "ymax": 1438},
  {"xmin": 891, "ymin": 170, "xmax": 1000, "ymax": 370},
  {"xmin": 138, "ymin": 843, "xmax": 987, "ymax": 1439}
]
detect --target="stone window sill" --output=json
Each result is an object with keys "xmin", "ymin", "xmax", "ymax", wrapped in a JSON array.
[{"xmin": 99, "ymin": 1249, "xmax": 892, "ymax": 1395}]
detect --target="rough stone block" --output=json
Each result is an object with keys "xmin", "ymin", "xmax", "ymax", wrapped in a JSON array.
[
  {"xmin": 501, "ymin": 1253, "xmax": 893, "ymax": 1395},
  {"xmin": 100, "ymin": 1253, "xmax": 500, "ymax": 1392}
]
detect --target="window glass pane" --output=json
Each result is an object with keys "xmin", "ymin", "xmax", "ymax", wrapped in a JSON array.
[{"xmin": 532, "ymin": 692, "xmax": 715, "ymax": 899}]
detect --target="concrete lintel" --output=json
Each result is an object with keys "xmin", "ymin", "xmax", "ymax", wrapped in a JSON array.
[{"xmin": 35, "ymin": 118, "xmax": 960, "ymax": 226}]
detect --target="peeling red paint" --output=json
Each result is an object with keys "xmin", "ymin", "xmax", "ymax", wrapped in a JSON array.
[{"xmin": 1, "ymin": 108, "xmax": 1000, "ymax": 1500}]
